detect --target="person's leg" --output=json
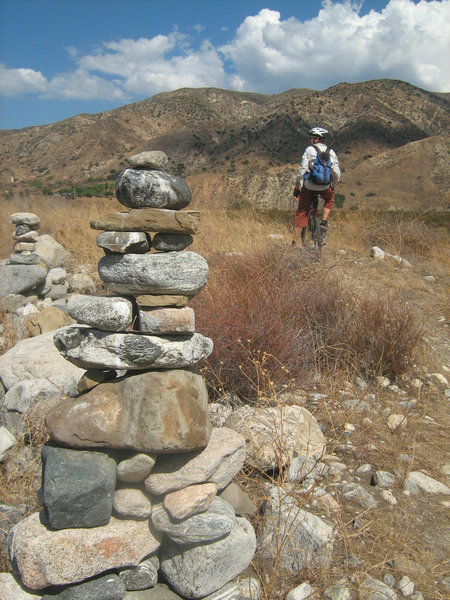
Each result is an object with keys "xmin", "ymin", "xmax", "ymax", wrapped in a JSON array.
[
  {"xmin": 320, "ymin": 187, "xmax": 334, "ymax": 223},
  {"xmin": 292, "ymin": 188, "xmax": 313, "ymax": 244}
]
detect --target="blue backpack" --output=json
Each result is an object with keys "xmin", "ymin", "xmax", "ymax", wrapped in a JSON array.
[{"xmin": 306, "ymin": 145, "xmax": 332, "ymax": 185}]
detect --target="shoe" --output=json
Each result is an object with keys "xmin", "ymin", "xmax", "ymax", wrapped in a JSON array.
[{"xmin": 291, "ymin": 240, "xmax": 297, "ymax": 246}]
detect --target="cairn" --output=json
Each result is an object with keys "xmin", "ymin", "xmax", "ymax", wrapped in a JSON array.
[{"xmin": 7, "ymin": 151, "xmax": 256, "ymax": 599}]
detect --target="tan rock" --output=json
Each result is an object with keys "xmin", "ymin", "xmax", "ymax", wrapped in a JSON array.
[
  {"xmin": 90, "ymin": 208, "xmax": 200, "ymax": 234},
  {"xmin": 135, "ymin": 294, "xmax": 190, "ymax": 307},
  {"xmin": 46, "ymin": 368, "xmax": 212, "ymax": 452},
  {"xmin": 163, "ymin": 483, "xmax": 217, "ymax": 520},
  {"xmin": 113, "ymin": 488, "xmax": 153, "ymax": 518},
  {"xmin": 24, "ymin": 307, "xmax": 75, "ymax": 336},
  {"xmin": 9, "ymin": 512, "xmax": 161, "ymax": 590},
  {"xmin": 138, "ymin": 306, "xmax": 195, "ymax": 334},
  {"xmin": 117, "ymin": 453, "xmax": 156, "ymax": 482}
]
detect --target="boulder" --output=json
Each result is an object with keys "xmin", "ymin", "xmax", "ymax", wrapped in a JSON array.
[
  {"xmin": 67, "ymin": 294, "xmax": 134, "ymax": 331},
  {"xmin": 225, "ymin": 405, "xmax": 325, "ymax": 471},
  {"xmin": 160, "ymin": 517, "xmax": 256, "ymax": 599},
  {"xmin": 145, "ymin": 427, "xmax": 246, "ymax": 495},
  {"xmin": 90, "ymin": 208, "xmax": 200, "ymax": 235},
  {"xmin": 46, "ymin": 368, "xmax": 212, "ymax": 452},
  {"xmin": 0, "ymin": 329, "xmax": 85, "ymax": 396},
  {"xmin": 9, "ymin": 213, "xmax": 41, "ymax": 228},
  {"xmin": 98, "ymin": 251, "xmax": 208, "ymax": 296},
  {"xmin": 116, "ymin": 168, "xmax": 191, "ymax": 210},
  {"xmin": 0, "ymin": 264, "xmax": 47, "ymax": 297},
  {"xmin": 9, "ymin": 512, "xmax": 162, "ymax": 590},
  {"xmin": 96, "ymin": 231, "xmax": 151, "ymax": 254},
  {"xmin": 152, "ymin": 496, "xmax": 235, "ymax": 544},
  {"xmin": 41, "ymin": 445, "xmax": 117, "ymax": 529},
  {"xmin": 53, "ymin": 327, "xmax": 213, "ymax": 370}
]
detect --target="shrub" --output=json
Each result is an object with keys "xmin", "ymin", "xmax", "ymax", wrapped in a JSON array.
[{"xmin": 193, "ymin": 247, "xmax": 423, "ymax": 400}]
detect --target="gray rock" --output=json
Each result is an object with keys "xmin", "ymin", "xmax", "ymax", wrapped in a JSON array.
[
  {"xmin": 119, "ymin": 555, "xmax": 159, "ymax": 591},
  {"xmin": 117, "ymin": 453, "xmax": 156, "ymax": 482},
  {"xmin": 13, "ymin": 230, "xmax": 40, "ymax": 243},
  {"xmin": 42, "ymin": 283, "xmax": 68, "ymax": 301},
  {"xmin": 98, "ymin": 251, "xmax": 208, "ymax": 296},
  {"xmin": 360, "ymin": 575, "xmax": 398, "ymax": 599},
  {"xmin": 53, "ymin": 327, "xmax": 213, "ymax": 370},
  {"xmin": 113, "ymin": 488, "xmax": 153, "ymax": 519},
  {"xmin": 9, "ymin": 213, "xmax": 41, "ymax": 228},
  {"xmin": 239, "ymin": 577, "xmax": 262, "ymax": 599},
  {"xmin": 0, "ymin": 264, "xmax": 47, "ymax": 297},
  {"xmin": 371, "ymin": 246, "xmax": 385, "ymax": 259},
  {"xmin": 34, "ymin": 234, "xmax": 69, "ymax": 269},
  {"xmin": 41, "ymin": 445, "xmax": 117, "ymax": 529},
  {"xmin": 285, "ymin": 582, "xmax": 316, "ymax": 599},
  {"xmin": 15, "ymin": 224, "xmax": 33, "ymax": 234},
  {"xmin": 123, "ymin": 583, "xmax": 182, "ymax": 599},
  {"xmin": 0, "ymin": 503, "xmax": 26, "ymax": 550},
  {"xmin": 201, "ymin": 582, "xmax": 240, "ymax": 599},
  {"xmin": 152, "ymin": 232, "xmax": 193, "ymax": 252},
  {"xmin": 152, "ymin": 496, "xmax": 235, "ymax": 544},
  {"xmin": 160, "ymin": 516, "xmax": 256, "ymax": 599},
  {"xmin": 219, "ymin": 482, "xmax": 257, "ymax": 516},
  {"xmin": 46, "ymin": 368, "xmax": 212, "ymax": 453},
  {"xmin": 0, "ymin": 426, "xmax": 16, "ymax": 461},
  {"xmin": 67, "ymin": 272, "xmax": 95, "ymax": 294},
  {"xmin": 9, "ymin": 512, "xmax": 162, "ymax": 590},
  {"xmin": 0, "ymin": 572, "xmax": 41, "ymax": 599},
  {"xmin": 97, "ymin": 231, "xmax": 151, "ymax": 254},
  {"xmin": 116, "ymin": 168, "xmax": 191, "ymax": 209},
  {"xmin": 341, "ymin": 482, "xmax": 377, "ymax": 508},
  {"xmin": 41, "ymin": 573, "xmax": 125, "ymax": 599},
  {"xmin": 258, "ymin": 487, "xmax": 334, "ymax": 573},
  {"xmin": 67, "ymin": 294, "xmax": 134, "ymax": 331},
  {"xmin": 145, "ymin": 427, "xmax": 246, "ymax": 495},
  {"xmin": 372, "ymin": 471, "xmax": 397, "ymax": 488},
  {"xmin": 8, "ymin": 253, "xmax": 41, "ymax": 265},
  {"xmin": 0, "ymin": 329, "xmax": 85, "ymax": 396},
  {"xmin": 4, "ymin": 378, "xmax": 59, "ymax": 414},
  {"xmin": 324, "ymin": 584, "xmax": 351, "ymax": 600},
  {"xmin": 0, "ymin": 293, "xmax": 27, "ymax": 312},
  {"xmin": 137, "ymin": 306, "xmax": 195, "ymax": 335},
  {"xmin": 126, "ymin": 150, "xmax": 168, "ymax": 170},
  {"xmin": 404, "ymin": 471, "xmax": 450, "ymax": 495}
]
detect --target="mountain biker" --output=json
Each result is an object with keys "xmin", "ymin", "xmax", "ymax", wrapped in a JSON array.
[{"xmin": 292, "ymin": 127, "xmax": 340, "ymax": 246}]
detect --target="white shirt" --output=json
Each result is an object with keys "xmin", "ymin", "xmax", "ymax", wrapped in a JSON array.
[{"xmin": 296, "ymin": 143, "xmax": 340, "ymax": 191}]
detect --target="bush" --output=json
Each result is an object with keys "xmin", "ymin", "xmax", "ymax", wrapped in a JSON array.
[{"xmin": 193, "ymin": 248, "xmax": 423, "ymax": 400}]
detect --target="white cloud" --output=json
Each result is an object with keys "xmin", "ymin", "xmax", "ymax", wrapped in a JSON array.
[
  {"xmin": 220, "ymin": 0, "xmax": 450, "ymax": 92},
  {"xmin": 0, "ymin": 0, "xmax": 448, "ymax": 103},
  {"xmin": 0, "ymin": 64, "xmax": 47, "ymax": 96}
]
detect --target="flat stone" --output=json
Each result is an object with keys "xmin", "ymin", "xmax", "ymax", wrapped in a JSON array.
[
  {"xmin": 53, "ymin": 326, "xmax": 213, "ymax": 370},
  {"xmin": 137, "ymin": 306, "xmax": 195, "ymax": 334},
  {"xmin": 225, "ymin": 405, "xmax": 325, "ymax": 471},
  {"xmin": 41, "ymin": 445, "xmax": 117, "ymax": 529},
  {"xmin": 46, "ymin": 368, "xmax": 212, "ymax": 452},
  {"xmin": 127, "ymin": 150, "xmax": 168, "ymax": 169},
  {"xmin": 41, "ymin": 573, "xmax": 126, "ymax": 600},
  {"xmin": 135, "ymin": 294, "xmax": 190, "ymax": 307},
  {"xmin": 152, "ymin": 232, "xmax": 193, "ymax": 251},
  {"xmin": 123, "ymin": 583, "xmax": 183, "ymax": 599},
  {"xmin": 219, "ymin": 482, "xmax": 257, "ymax": 516},
  {"xmin": 117, "ymin": 453, "xmax": 156, "ymax": 482},
  {"xmin": 9, "ymin": 512, "xmax": 162, "ymax": 590},
  {"xmin": 152, "ymin": 496, "xmax": 235, "ymax": 544},
  {"xmin": 67, "ymin": 294, "xmax": 134, "ymax": 331},
  {"xmin": 8, "ymin": 253, "xmax": 41, "ymax": 265},
  {"xmin": 114, "ymin": 488, "xmax": 153, "ymax": 519},
  {"xmin": 97, "ymin": 231, "xmax": 151, "ymax": 253},
  {"xmin": 9, "ymin": 213, "xmax": 41, "ymax": 228},
  {"xmin": 160, "ymin": 516, "xmax": 256, "ymax": 599},
  {"xmin": 116, "ymin": 168, "xmax": 191, "ymax": 209},
  {"xmin": 163, "ymin": 482, "xmax": 218, "ymax": 520},
  {"xmin": 14, "ymin": 242, "xmax": 36, "ymax": 252},
  {"xmin": 0, "ymin": 264, "xmax": 47, "ymax": 296},
  {"xmin": 91, "ymin": 208, "xmax": 200, "ymax": 234},
  {"xmin": 98, "ymin": 251, "xmax": 208, "ymax": 296},
  {"xmin": 13, "ymin": 230, "xmax": 40, "ymax": 243},
  {"xmin": 145, "ymin": 427, "xmax": 246, "ymax": 495}
]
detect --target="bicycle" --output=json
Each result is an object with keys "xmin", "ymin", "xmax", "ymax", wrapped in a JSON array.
[{"xmin": 300, "ymin": 192, "xmax": 324, "ymax": 253}]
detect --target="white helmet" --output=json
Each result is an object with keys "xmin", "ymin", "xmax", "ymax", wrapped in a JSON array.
[{"xmin": 308, "ymin": 127, "xmax": 328, "ymax": 138}]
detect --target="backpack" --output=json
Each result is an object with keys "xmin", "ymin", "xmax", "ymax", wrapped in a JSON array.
[{"xmin": 306, "ymin": 145, "xmax": 332, "ymax": 185}]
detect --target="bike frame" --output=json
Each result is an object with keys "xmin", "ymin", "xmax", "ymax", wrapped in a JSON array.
[{"xmin": 300, "ymin": 192, "xmax": 323, "ymax": 252}]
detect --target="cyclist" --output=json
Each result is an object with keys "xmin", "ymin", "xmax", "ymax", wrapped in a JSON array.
[{"xmin": 291, "ymin": 127, "xmax": 340, "ymax": 246}]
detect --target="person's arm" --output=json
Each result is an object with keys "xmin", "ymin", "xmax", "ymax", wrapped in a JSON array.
[
  {"xmin": 330, "ymin": 149, "xmax": 340, "ymax": 189},
  {"xmin": 295, "ymin": 147, "xmax": 313, "ymax": 190}
]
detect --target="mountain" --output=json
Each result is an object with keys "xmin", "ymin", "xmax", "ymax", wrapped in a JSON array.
[{"xmin": 1, "ymin": 79, "xmax": 449, "ymax": 210}]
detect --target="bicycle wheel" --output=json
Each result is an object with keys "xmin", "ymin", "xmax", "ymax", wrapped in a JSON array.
[{"xmin": 312, "ymin": 214, "xmax": 322, "ymax": 251}]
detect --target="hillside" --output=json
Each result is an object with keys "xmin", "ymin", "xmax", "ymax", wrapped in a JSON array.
[{"xmin": 1, "ymin": 79, "xmax": 449, "ymax": 210}]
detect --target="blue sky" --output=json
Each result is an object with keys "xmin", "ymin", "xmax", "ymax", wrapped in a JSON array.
[{"xmin": 1, "ymin": 0, "xmax": 449, "ymax": 130}]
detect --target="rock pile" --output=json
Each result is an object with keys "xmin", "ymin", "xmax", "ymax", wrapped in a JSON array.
[
  {"xmin": 6, "ymin": 151, "xmax": 257, "ymax": 599},
  {"xmin": 0, "ymin": 212, "xmax": 70, "ymax": 302}
]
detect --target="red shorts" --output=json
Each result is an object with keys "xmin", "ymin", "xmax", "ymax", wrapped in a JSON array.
[{"xmin": 295, "ymin": 186, "xmax": 334, "ymax": 228}]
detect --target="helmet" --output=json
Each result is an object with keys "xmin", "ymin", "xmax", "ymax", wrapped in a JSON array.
[{"xmin": 308, "ymin": 127, "xmax": 328, "ymax": 138}]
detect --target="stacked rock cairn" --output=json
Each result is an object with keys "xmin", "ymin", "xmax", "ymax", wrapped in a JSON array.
[{"xmin": 7, "ymin": 151, "xmax": 257, "ymax": 599}]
